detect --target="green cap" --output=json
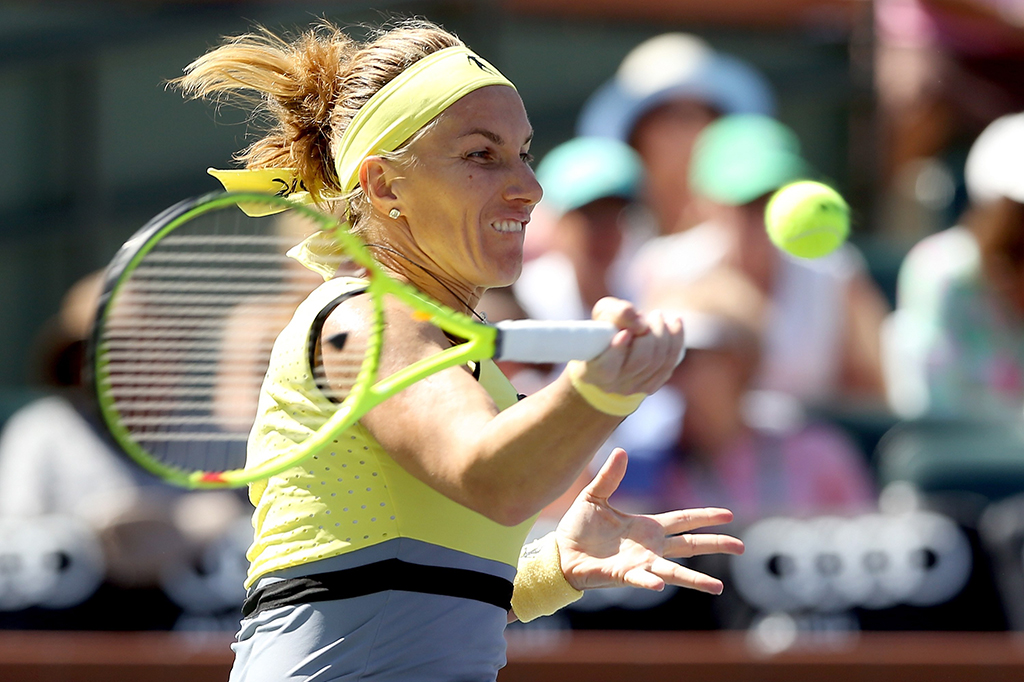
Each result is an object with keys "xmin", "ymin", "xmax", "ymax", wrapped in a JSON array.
[
  {"xmin": 536, "ymin": 137, "xmax": 643, "ymax": 216},
  {"xmin": 690, "ymin": 114, "xmax": 808, "ymax": 206}
]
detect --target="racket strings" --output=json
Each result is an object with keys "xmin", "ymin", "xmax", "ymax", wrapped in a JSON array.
[{"xmin": 98, "ymin": 211, "xmax": 327, "ymax": 474}]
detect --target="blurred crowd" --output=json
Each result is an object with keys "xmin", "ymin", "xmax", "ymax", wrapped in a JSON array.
[
  {"xmin": 500, "ymin": 32, "xmax": 887, "ymax": 530},
  {"xmin": 4, "ymin": 0, "xmax": 1024, "ymax": 636},
  {"xmin": 506, "ymin": 3, "xmax": 1024, "ymax": 633}
]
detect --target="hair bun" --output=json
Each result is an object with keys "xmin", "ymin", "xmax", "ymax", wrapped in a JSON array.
[{"xmin": 176, "ymin": 19, "xmax": 462, "ymax": 217}]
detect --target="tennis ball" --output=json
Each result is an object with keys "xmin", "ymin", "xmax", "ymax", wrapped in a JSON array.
[{"xmin": 764, "ymin": 181, "xmax": 850, "ymax": 259}]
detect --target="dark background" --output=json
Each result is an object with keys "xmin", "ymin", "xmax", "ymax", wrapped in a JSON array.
[{"xmin": 0, "ymin": 0, "xmax": 864, "ymax": 392}]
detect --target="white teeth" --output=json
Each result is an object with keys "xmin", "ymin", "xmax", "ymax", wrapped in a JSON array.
[{"xmin": 492, "ymin": 220, "xmax": 523, "ymax": 233}]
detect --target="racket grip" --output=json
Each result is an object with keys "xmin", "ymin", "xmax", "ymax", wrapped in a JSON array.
[{"xmin": 493, "ymin": 320, "xmax": 617, "ymax": 363}]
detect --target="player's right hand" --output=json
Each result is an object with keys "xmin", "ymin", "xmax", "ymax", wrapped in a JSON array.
[{"xmin": 576, "ymin": 296, "xmax": 685, "ymax": 397}]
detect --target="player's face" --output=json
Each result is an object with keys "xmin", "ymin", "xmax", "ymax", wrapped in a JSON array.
[{"xmin": 393, "ymin": 86, "xmax": 541, "ymax": 290}]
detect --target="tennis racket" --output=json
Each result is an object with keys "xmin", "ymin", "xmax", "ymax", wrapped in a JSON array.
[{"xmin": 89, "ymin": 192, "xmax": 617, "ymax": 489}]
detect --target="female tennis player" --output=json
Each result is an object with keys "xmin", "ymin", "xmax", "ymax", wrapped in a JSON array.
[{"xmin": 178, "ymin": 20, "xmax": 743, "ymax": 681}]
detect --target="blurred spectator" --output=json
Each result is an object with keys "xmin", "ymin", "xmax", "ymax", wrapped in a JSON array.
[
  {"xmin": 0, "ymin": 271, "xmax": 248, "ymax": 626},
  {"xmin": 578, "ymin": 32, "xmax": 774, "ymax": 236},
  {"xmin": 630, "ymin": 114, "xmax": 891, "ymax": 405},
  {"xmin": 515, "ymin": 136, "xmax": 644, "ymax": 320},
  {"xmin": 0, "ymin": 273, "xmax": 143, "ymax": 524},
  {"xmin": 215, "ymin": 211, "xmax": 325, "ymax": 430},
  {"xmin": 875, "ymin": 0, "xmax": 1024, "ymax": 244},
  {"xmin": 887, "ymin": 113, "xmax": 1024, "ymax": 418},
  {"xmin": 630, "ymin": 268, "xmax": 876, "ymax": 523}
]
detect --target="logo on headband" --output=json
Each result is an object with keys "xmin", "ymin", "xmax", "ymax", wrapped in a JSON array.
[{"xmin": 467, "ymin": 55, "xmax": 497, "ymax": 75}]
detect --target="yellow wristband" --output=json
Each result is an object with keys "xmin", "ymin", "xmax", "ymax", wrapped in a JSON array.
[
  {"xmin": 511, "ymin": 533, "xmax": 583, "ymax": 622},
  {"xmin": 566, "ymin": 360, "xmax": 646, "ymax": 417}
]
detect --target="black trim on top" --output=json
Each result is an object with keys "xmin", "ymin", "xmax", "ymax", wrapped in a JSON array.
[
  {"xmin": 307, "ymin": 287, "xmax": 369, "ymax": 402},
  {"xmin": 241, "ymin": 558, "xmax": 513, "ymax": 618}
]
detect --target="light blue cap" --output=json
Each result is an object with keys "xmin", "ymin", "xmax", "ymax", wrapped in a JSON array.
[
  {"xmin": 577, "ymin": 33, "xmax": 775, "ymax": 141},
  {"xmin": 690, "ymin": 114, "xmax": 809, "ymax": 206},
  {"xmin": 536, "ymin": 137, "xmax": 643, "ymax": 215}
]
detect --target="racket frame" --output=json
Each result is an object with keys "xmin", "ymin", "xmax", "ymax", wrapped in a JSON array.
[{"xmin": 91, "ymin": 192, "xmax": 502, "ymax": 488}]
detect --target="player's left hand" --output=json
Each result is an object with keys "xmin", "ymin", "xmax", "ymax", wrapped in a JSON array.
[{"xmin": 555, "ymin": 448, "xmax": 744, "ymax": 594}]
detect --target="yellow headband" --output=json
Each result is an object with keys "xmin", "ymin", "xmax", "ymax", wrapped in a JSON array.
[
  {"xmin": 335, "ymin": 45, "xmax": 514, "ymax": 193},
  {"xmin": 208, "ymin": 45, "xmax": 516, "ymax": 278}
]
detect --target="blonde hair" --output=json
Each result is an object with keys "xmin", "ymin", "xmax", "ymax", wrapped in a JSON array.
[{"xmin": 174, "ymin": 19, "xmax": 462, "ymax": 230}]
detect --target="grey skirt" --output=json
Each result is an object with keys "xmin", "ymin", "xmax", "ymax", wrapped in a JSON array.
[{"xmin": 229, "ymin": 538, "xmax": 515, "ymax": 682}]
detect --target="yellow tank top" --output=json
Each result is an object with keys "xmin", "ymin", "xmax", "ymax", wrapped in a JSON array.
[{"xmin": 244, "ymin": 277, "xmax": 534, "ymax": 588}]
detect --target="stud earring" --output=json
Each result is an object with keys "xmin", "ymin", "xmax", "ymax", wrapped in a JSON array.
[{"xmin": 388, "ymin": 208, "xmax": 401, "ymax": 219}]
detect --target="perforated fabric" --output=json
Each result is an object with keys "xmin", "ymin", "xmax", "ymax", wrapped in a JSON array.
[{"xmin": 244, "ymin": 277, "xmax": 530, "ymax": 588}]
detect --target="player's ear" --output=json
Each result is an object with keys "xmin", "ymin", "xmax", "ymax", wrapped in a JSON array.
[{"xmin": 360, "ymin": 157, "xmax": 400, "ymax": 216}]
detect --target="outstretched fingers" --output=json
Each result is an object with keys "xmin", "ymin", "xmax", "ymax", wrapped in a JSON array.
[
  {"xmin": 623, "ymin": 565, "xmax": 666, "ymax": 592},
  {"xmin": 644, "ymin": 557, "xmax": 724, "ymax": 595},
  {"xmin": 651, "ymin": 507, "xmax": 735, "ymax": 535},
  {"xmin": 664, "ymin": 532, "xmax": 745, "ymax": 559}
]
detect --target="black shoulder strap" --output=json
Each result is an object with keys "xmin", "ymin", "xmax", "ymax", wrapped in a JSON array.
[{"xmin": 307, "ymin": 286, "xmax": 369, "ymax": 400}]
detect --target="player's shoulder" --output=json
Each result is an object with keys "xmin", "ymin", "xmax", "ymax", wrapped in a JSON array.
[
  {"xmin": 293, "ymin": 276, "xmax": 370, "ymax": 320},
  {"xmin": 322, "ymin": 278, "xmax": 449, "ymax": 359}
]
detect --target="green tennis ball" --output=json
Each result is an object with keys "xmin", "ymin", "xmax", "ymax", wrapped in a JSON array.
[{"xmin": 765, "ymin": 181, "xmax": 850, "ymax": 259}]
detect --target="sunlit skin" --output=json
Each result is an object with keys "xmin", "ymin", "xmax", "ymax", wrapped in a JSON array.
[
  {"xmin": 360, "ymin": 85, "xmax": 540, "ymax": 316},
  {"xmin": 329, "ymin": 84, "xmax": 687, "ymax": 526},
  {"xmin": 176, "ymin": 22, "xmax": 748, "ymax": 653}
]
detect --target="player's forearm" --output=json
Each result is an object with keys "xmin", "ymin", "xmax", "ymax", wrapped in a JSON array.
[
  {"xmin": 360, "ymin": 367, "xmax": 620, "ymax": 525},
  {"xmin": 453, "ymin": 373, "xmax": 623, "ymax": 525}
]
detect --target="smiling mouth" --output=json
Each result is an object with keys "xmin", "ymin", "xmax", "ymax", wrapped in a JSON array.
[{"xmin": 492, "ymin": 220, "xmax": 525, "ymax": 233}]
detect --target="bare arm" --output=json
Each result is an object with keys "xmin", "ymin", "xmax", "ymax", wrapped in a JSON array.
[{"xmin": 321, "ymin": 296, "xmax": 683, "ymax": 526}]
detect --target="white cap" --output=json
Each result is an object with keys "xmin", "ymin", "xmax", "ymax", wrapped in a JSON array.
[
  {"xmin": 616, "ymin": 34, "xmax": 715, "ymax": 100},
  {"xmin": 965, "ymin": 113, "xmax": 1024, "ymax": 205},
  {"xmin": 577, "ymin": 33, "xmax": 775, "ymax": 141}
]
